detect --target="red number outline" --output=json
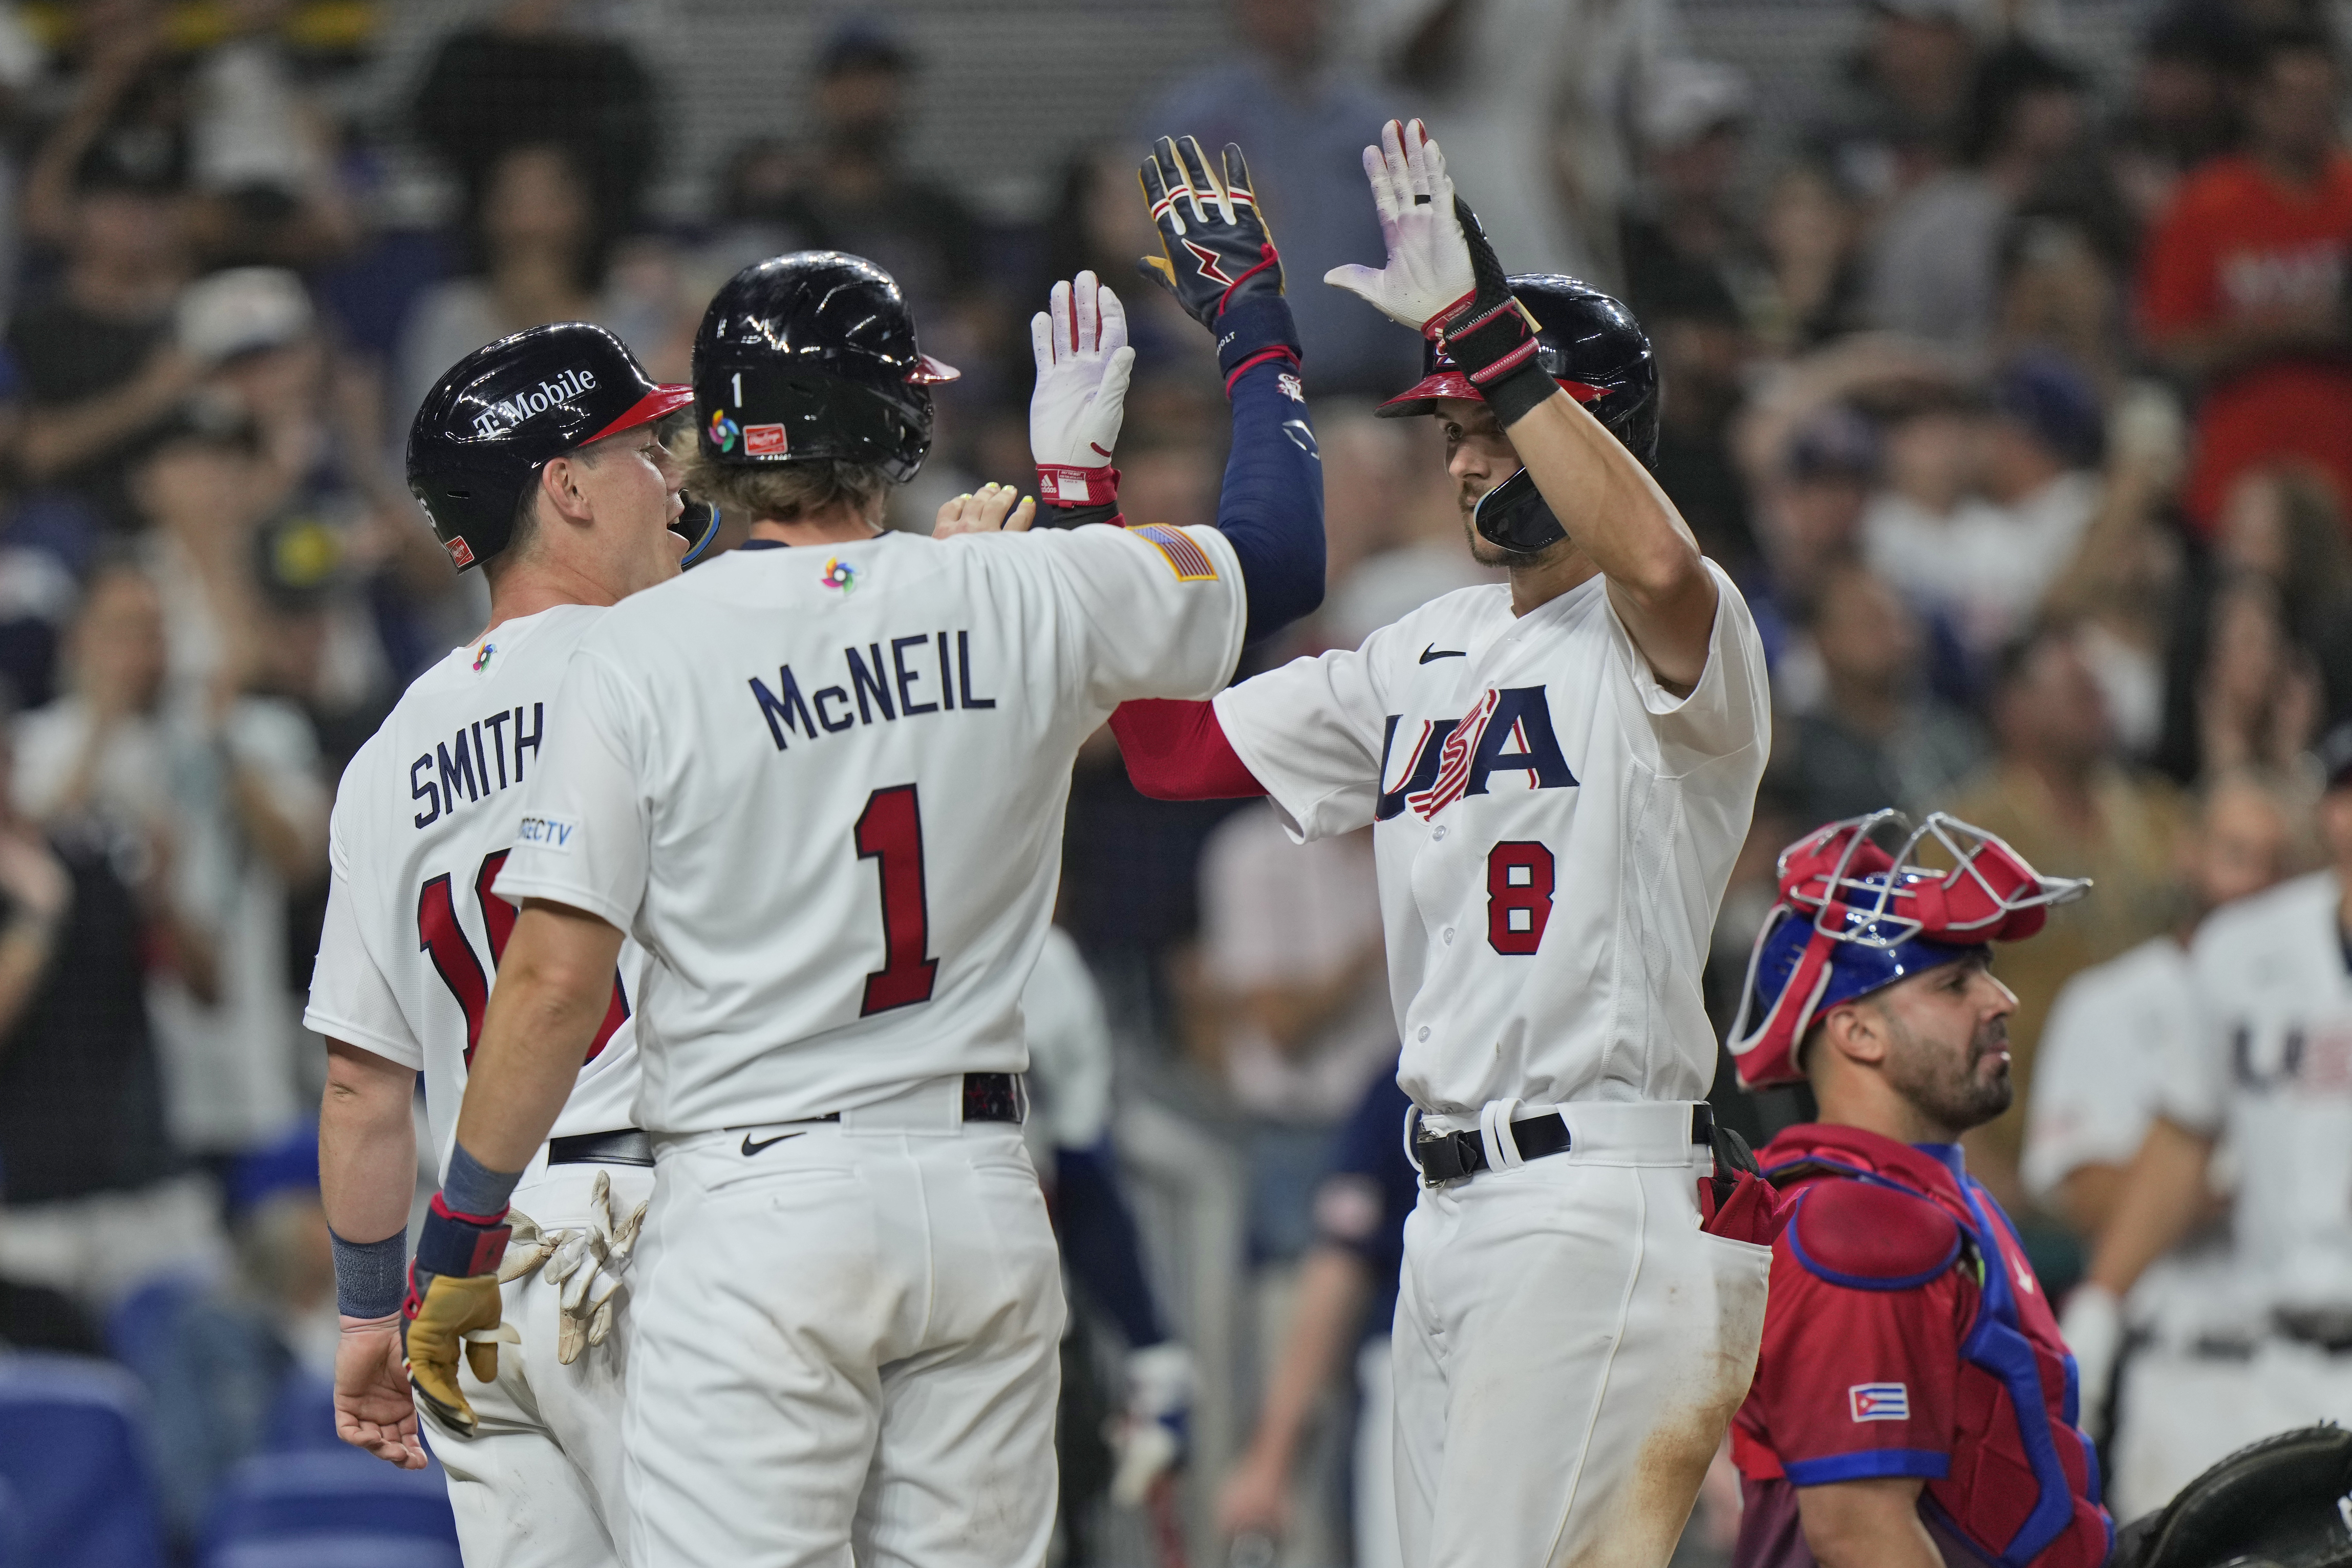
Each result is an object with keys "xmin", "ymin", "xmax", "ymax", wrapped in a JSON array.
[
  {"xmin": 856, "ymin": 784, "xmax": 939, "ymax": 1016},
  {"xmin": 1486, "ymin": 840, "xmax": 1556, "ymax": 955}
]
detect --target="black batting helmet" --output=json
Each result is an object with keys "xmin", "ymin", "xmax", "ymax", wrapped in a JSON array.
[
  {"xmin": 407, "ymin": 323, "xmax": 700, "ymax": 572},
  {"xmin": 1378, "ymin": 275, "xmax": 1658, "ymax": 554},
  {"xmin": 691, "ymin": 251, "xmax": 959, "ymax": 485}
]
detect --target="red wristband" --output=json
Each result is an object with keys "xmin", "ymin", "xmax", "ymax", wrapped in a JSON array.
[{"xmin": 1038, "ymin": 463, "xmax": 1119, "ymax": 507}]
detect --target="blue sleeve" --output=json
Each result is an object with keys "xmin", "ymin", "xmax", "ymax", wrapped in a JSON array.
[
  {"xmin": 1055, "ymin": 1141, "xmax": 1168, "ymax": 1348},
  {"xmin": 1212, "ymin": 296, "xmax": 1325, "ymax": 647}
]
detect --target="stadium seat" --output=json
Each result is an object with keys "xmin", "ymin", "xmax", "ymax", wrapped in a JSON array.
[
  {"xmin": 0, "ymin": 1351, "xmax": 167, "ymax": 1568},
  {"xmin": 258, "ymin": 1371, "xmax": 340, "ymax": 1453},
  {"xmin": 0, "ymin": 1474, "xmax": 27, "ymax": 1567},
  {"xmin": 199, "ymin": 1448, "xmax": 458, "ymax": 1562},
  {"xmin": 102, "ymin": 1271, "xmax": 210, "ymax": 1384}
]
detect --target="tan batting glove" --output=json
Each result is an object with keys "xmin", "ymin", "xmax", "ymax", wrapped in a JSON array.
[
  {"xmin": 503, "ymin": 1173, "xmax": 651, "ymax": 1365},
  {"xmin": 402, "ymin": 1272, "xmax": 515, "ymax": 1437}
]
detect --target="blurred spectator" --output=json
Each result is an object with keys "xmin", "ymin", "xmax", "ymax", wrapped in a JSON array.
[
  {"xmin": 1198, "ymin": 806, "xmax": 1392, "ymax": 1263},
  {"xmin": 2191, "ymin": 574, "xmax": 2321, "ymax": 778},
  {"xmin": 139, "ymin": 1123, "xmax": 335, "ymax": 1542},
  {"xmin": 1996, "ymin": 214, "xmax": 2129, "ymax": 398},
  {"xmin": 0, "ymin": 685, "xmax": 225, "ymax": 1309},
  {"xmin": 1755, "ymin": 162, "xmax": 1868, "ymax": 352},
  {"xmin": 182, "ymin": 0, "xmax": 357, "ymax": 267},
  {"xmin": 1353, "ymin": 0, "xmax": 1678, "ymax": 283},
  {"xmin": 1321, "ymin": 414, "xmax": 1500, "ymax": 646},
  {"xmin": 10, "ymin": 138, "xmax": 198, "ymax": 533},
  {"xmin": 1144, "ymin": 0, "xmax": 1416, "ymax": 396},
  {"xmin": 1032, "ymin": 147, "xmax": 1214, "ymax": 388},
  {"xmin": 1942, "ymin": 620, "xmax": 2187, "ymax": 1206},
  {"xmin": 1807, "ymin": 0, "xmax": 1983, "ymax": 208},
  {"xmin": 795, "ymin": 23, "xmax": 989, "ymax": 396},
  {"xmin": 1865, "ymin": 40, "xmax": 2111, "ymax": 348},
  {"xmin": 2025, "ymin": 768, "xmax": 2302, "ymax": 1240},
  {"xmin": 13, "ymin": 560, "xmax": 327, "ymax": 1159},
  {"xmin": 411, "ymin": 0, "xmax": 659, "ymax": 239},
  {"xmin": 1620, "ymin": 59, "xmax": 1759, "ymax": 333},
  {"xmin": 1773, "ymin": 557, "xmax": 1984, "ymax": 824},
  {"xmin": 2138, "ymin": 24, "xmax": 2352, "ymax": 532},
  {"xmin": 395, "ymin": 142, "xmax": 623, "ymax": 425},
  {"xmin": 21, "ymin": 2, "xmax": 191, "ymax": 253},
  {"xmin": 1215, "ymin": 1066, "xmax": 1413, "ymax": 1568},
  {"xmin": 2109, "ymin": 1, "xmax": 2253, "ymax": 227},
  {"xmin": 699, "ymin": 137, "xmax": 827, "ymax": 282},
  {"xmin": 1867, "ymin": 354, "xmax": 2105, "ymax": 667}
]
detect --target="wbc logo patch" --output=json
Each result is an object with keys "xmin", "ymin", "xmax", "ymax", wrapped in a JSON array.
[{"xmin": 1849, "ymin": 1383, "xmax": 1910, "ymax": 1422}]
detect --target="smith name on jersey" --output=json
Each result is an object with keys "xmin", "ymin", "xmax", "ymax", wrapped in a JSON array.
[
  {"xmin": 1215, "ymin": 560, "xmax": 1770, "ymax": 1116},
  {"xmin": 307, "ymin": 605, "xmax": 646, "ymax": 1178}
]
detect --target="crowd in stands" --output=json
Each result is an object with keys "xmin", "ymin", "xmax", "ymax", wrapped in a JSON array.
[{"xmin": 0, "ymin": 0, "xmax": 2342, "ymax": 1562}]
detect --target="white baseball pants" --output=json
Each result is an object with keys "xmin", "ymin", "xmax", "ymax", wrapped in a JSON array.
[
  {"xmin": 422, "ymin": 1159, "xmax": 655, "ymax": 1568},
  {"xmin": 2110, "ymin": 1336, "xmax": 2352, "ymax": 1517},
  {"xmin": 1391, "ymin": 1101, "xmax": 1771, "ymax": 1568},
  {"xmin": 623, "ymin": 1077, "xmax": 1067, "ymax": 1568}
]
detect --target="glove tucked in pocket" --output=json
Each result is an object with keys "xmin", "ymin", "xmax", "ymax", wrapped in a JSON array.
[{"xmin": 1698, "ymin": 1125, "xmax": 1792, "ymax": 1248}]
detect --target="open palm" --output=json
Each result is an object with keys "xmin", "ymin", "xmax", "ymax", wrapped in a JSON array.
[{"xmin": 335, "ymin": 1317, "xmax": 428, "ymax": 1469}]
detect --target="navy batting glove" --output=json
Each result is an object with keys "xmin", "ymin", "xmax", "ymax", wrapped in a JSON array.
[{"xmin": 1137, "ymin": 136, "xmax": 1302, "ymax": 385}]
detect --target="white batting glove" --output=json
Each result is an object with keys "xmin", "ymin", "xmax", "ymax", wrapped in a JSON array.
[
  {"xmin": 1029, "ymin": 271, "xmax": 1135, "ymax": 510},
  {"xmin": 503, "ymin": 1171, "xmax": 650, "ymax": 1366},
  {"xmin": 1322, "ymin": 119, "xmax": 1475, "ymax": 334},
  {"xmin": 1108, "ymin": 1341, "xmax": 1193, "ymax": 1507},
  {"xmin": 2059, "ymin": 1282, "xmax": 2123, "ymax": 1442}
]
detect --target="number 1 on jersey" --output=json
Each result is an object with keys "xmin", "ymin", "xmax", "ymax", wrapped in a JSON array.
[{"xmin": 856, "ymin": 784, "xmax": 939, "ymax": 1015}]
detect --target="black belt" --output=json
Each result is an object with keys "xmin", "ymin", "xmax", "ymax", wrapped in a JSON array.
[
  {"xmin": 547, "ymin": 1128, "xmax": 655, "ymax": 1167},
  {"xmin": 1415, "ymin": 1102, "xmax": 1715, "ymax": 1186}
]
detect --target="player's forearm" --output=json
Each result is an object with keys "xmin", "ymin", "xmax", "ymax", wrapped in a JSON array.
[
  {"xmin": 320, "ymin": 1041, "xmax": 418, "ymax": 1243},
  {"xmin": 1797, "ymin": 1478, "xmax": 1941, "ymax": 1568},
  {"xmin": 2085, "ymin": 1115, "xmax": 2215, "ymax": 1297},
  {"xmin": 452, "ymin": 900, "xmax": 626, "ymax": 1175},
  {"xmin": 1213, "ymin": 301, "xmax": 1325, "ymax": 645},
  {"xmin": 1244, "ymin": 1245, "xmax": 1372, "ymax": 1468}
]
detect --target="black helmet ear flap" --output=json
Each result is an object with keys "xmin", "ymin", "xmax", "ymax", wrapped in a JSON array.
[
  {"xmin": 1472, "ymin": 466, "xmax": 1567, "ymax": 554},
  {"xmin": 674, "ymin": 495, "xmax": 721, "ymax": 564}
]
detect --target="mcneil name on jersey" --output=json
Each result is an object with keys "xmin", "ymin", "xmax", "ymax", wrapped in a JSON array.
[
  {"xmin": 748, "ymin": 630, "xmax": 994, "ymax": 752},
  {"xmin": 412, "ymin": 702, "xmax": 543, "ymax": 829}
]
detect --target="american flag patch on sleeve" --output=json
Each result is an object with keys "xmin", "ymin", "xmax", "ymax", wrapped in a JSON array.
[
  {"xmin": 1849, "ymin": 1383, "xmax": 1910, "ymax": 1422},
  {"xmin": 1130, "ymin": 524, "xmax": 1218, "ymax": 582}
]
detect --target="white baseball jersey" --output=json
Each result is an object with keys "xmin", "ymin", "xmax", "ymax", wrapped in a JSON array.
[
  {"xmin": 492, "ymin": 525, "xmax": 1245, "ymax": 1133},
  {"xmin": 1215, "ymin": 561, "xmax": 1768, "ymax": 1114},
  {"xmin": 2162, "ymin": 870, "xmax": 2352, "ymax": 1312},
  {"xmin": 1021, "ymin": 924, "xmax": 1115, "ymax": 1161},
  {"xmin": 305, "ymin": 607, "xmax": 645, "ymax": 1178}
]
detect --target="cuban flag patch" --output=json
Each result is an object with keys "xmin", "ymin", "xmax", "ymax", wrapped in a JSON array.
[{"xmin": 1849, "ymin": 1383, "xmax": 1910, "ymax": 1422}]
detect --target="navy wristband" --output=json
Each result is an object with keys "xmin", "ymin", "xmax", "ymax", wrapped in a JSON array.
[
  {"xmin": 442, "ymin": 1139, "xmax": 524, "ymax": 1219},
  {"xmin": 1212, "ymin": 295, "xmax": 1303, "ymax": 383},
  {"xmin": 1484, "ymin": 358, "xmax": 1560, "ymax": 429},
  {"xmin": 330, "ymin": 1227, "xmax": 409, "ymax": 1321}
]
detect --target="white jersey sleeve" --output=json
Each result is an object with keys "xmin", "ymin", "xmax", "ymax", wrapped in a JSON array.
[
  {"xmin": 1211, "ymin": 617, "xmax": 1405, "ymax": 842},
  {"xmin": 306, "ymin": 798, "xmax": 421, "ymax": 1068},
  {"xmin": 490, "ymin": 648, "xmax": 654, "ymax": 933},
  {"xmin": 1600, "ymin": 560, "xmax": 1771, "ymax": 775},
  {"xmin": 2021, "ymin": 938, "xmax": 2191, "ymax": 1202},
  {"xmin": 1020, "ymin": 926, "xmax": 1114, "ymax": 1151},
  {"xmin": 1031, "ymin": 523, "xmax": 1247, "ymax": 711}
]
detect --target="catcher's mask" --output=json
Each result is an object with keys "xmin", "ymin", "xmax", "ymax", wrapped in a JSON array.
[{"xmin": 1727, "ymin": 810, "xmax": 2090, "ymax": 1089}]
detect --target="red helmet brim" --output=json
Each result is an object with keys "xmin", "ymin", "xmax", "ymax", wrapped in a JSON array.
[
  {"xmin": 1373, "ymin": 373, "xmax": 1606, "ymax": 420},
  {"xmin": 586, "ymin": 383, "xmax": 695, "ymax": 443},
  {"xmin": 909, "ymin": 354, "xmax": 960, "ymax": 385}
]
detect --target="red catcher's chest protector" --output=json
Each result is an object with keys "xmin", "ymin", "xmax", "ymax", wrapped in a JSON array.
[{"xmin": 1769, "ymin": 1138, "xmax": 2113, "ymax": 1568}]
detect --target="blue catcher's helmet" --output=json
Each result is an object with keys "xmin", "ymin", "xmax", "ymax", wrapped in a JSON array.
[{"xmin": 1727, "ymin": 810, "xmax": 2089, "ymax": 1089}]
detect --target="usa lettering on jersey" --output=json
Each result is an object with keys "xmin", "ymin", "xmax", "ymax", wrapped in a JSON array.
[
  {"xmin": 1375, "ymin": 686, "xmax": 1578, "ymax": 822},
  {"xmin": 748, "ymin": 629, "xmax": 997, "ymax": 752},
  {"xmin": 412, "ymin": 701, "xmax": 544, "ymax": 829}
]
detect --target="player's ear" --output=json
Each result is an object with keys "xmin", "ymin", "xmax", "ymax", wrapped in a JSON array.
[
  {"xmin": 540, "ymin": 454, "xmax": 591, "ymax": 526},
  {"xmin": 1818, "ymin": 1000, "xmax": 1886, "ymax": 1070}
]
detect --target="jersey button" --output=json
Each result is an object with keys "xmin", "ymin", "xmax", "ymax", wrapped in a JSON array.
[
  {"xmin": 1432, "ymin": 826, "xmax": 1447, "ymax": 841},
  {"xmin": 1443, "ymin": 927, "xmax": 1455, "ymax": 943},
  {"xmin": 1418, "ymin": 1026, "xmax": 1431, "ymax": 1041}
]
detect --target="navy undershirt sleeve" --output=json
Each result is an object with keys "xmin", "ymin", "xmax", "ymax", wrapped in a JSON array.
[
  {"xmin": 1212, "ymin": 297, "xmax": 1325, "ymax": 646},
  {"xmin": 1054, "ymin": 1141, "xmax": 1168, "ymax": 1349}
]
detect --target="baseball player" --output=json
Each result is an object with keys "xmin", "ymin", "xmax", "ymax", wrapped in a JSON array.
[
  {"xmin": 1110, "ymin": 120, "xmax": 1784, "ymax": 1567},
  {"xmin": 308, "ymin": 322, "xmax": 713, "ymax": 1563},
  {"xmin": 402, "ymin": 136, "xmax": 1324, "ymax": 1567},
  {"xmin": 2065, "ymin": 723, "xmax": 2352, "ymax": 1517},
  {"xmin": 1721, "ymin": 810, "xmax": 2112, "ymax": 1568}
]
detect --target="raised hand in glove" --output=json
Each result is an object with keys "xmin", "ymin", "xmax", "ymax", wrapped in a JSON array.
[
  {"xmin": 1324, "ymin": 119, "xmax": 1550, "ymax": 423},
  {"xmin": 1108, "ymin": 1341, "xmax": 1195, "ymax": 1507},
  {"xmin": 402, "ymin": 1195, "xmax": 520, "ymax": 1438},
  {"xmin": 1137, "ymin": 136, "xmax": 1301, "ymax": 388},
  {"xmin": 499, "ymin": 1170, "xmax": 649, "ymax": 1366},
  {"xmin": 1029, "ymin": 271, "xmax": 1135, "ymax": 522}
]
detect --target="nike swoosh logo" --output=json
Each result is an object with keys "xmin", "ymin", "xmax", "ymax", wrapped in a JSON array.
[
  {"xmin": 739, "ymin": 1130, "xmax": 807, "ymax": 1156},
  {"xmin": 1419, "ymin": 646, "xmax": 1467, "ymax": 663}
]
